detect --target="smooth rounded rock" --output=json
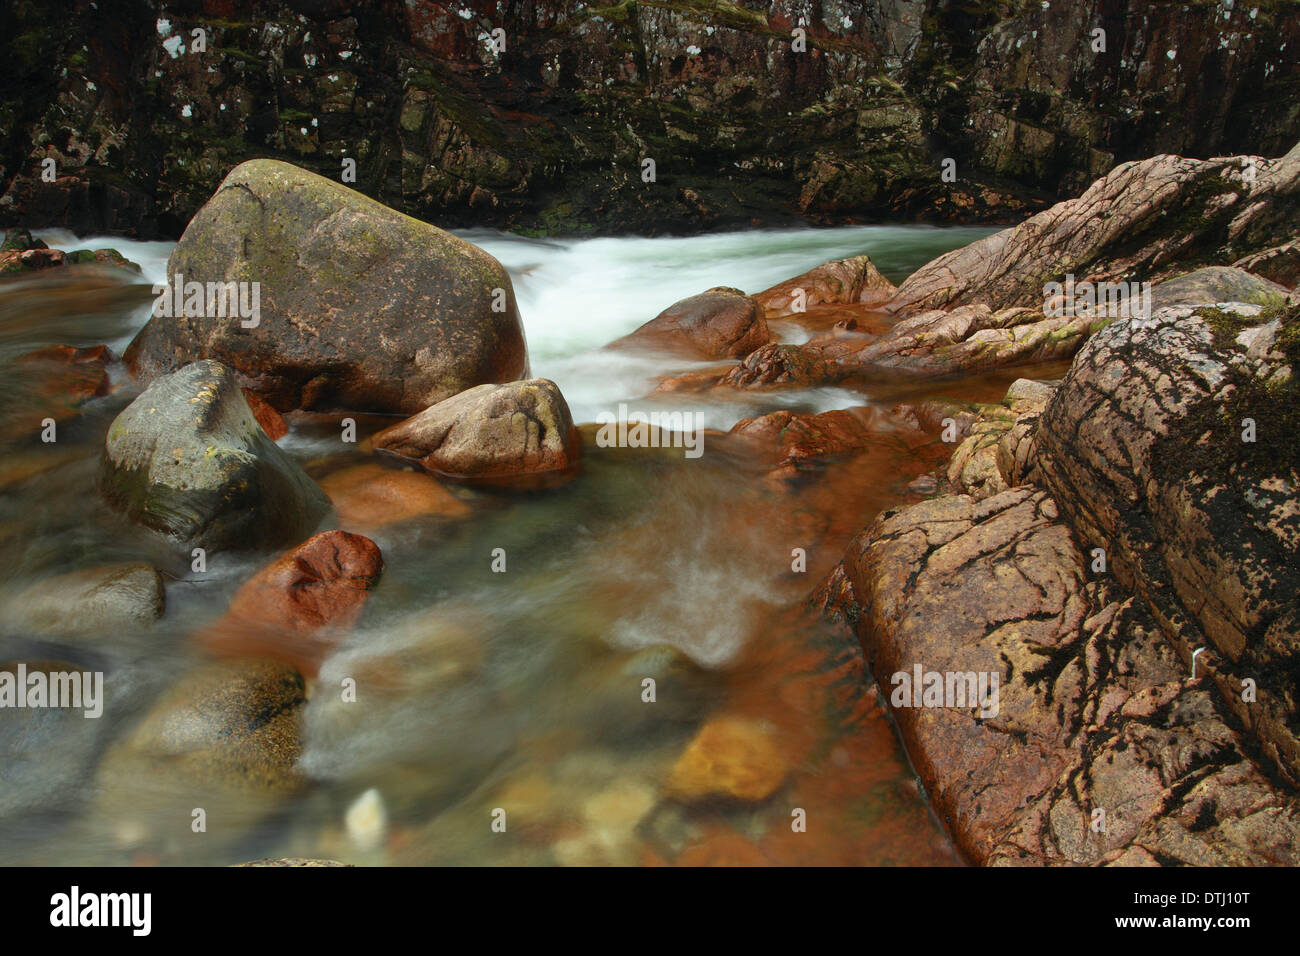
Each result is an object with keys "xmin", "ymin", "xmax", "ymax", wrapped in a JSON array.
[{"xmin": 101, "ymin": 360, "xmax": 330, "ymax": 552}]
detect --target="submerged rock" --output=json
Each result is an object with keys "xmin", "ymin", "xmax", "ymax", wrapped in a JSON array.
[
  {"xmin": 372, "ymin": 378, "xmax": 580, "ymax": 487},
  {"xmin": 613, "ymin": 287, "xmax": 769, "ymax": 359},
  {"xmin": 317, "ymin": 463, "xmax": 471, "ymax": 529},
  {"xmin": 98, "ymin": 658, "xmax": 308, "ymax": 799},
  {"xmin": 233, "ymin": 858, "xmax": 351, "ymax": 867},
  {"xmin": 198, "ymin": 530, "xmax": 383, "ymax": 677},
  {"xmin": 1, "ymin": 563, "xmax": 164, "ymax": 639},
  {"xmin": 666, "ymin": 715, "xmax": 789, "ymax": 803},
  {"xmin": 2, "ymin": 344, "xmax": 115, "ymax": 441},
  {"xmin": 101, "ymin": 360, "xmax": 330, "ymax": 552},
  {"xmin": 123, "ymin": 159, "xmax": 527, "ymax": 415}
]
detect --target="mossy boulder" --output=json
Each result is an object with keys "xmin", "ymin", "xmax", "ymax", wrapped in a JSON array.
[
  {"xmin": 123, "ymin": 159, "xmax": 528, "ymax": 415},
  {"xmin": 101, "ymin": 359, "xmax": 329, "ymax": 552}
]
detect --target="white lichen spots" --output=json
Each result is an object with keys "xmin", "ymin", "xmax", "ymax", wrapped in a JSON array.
[
  {"xmin": 686, "ymin": 44, "xmax": 701, "ymax": 55},
  {"xmin": 1166, "ymin": 49, "xmax": 1177, "ymax": 60},
  {"xmin": 458, "ymin": 7, "xmax": 473, "ymax": 19},
  {"xmin": 156, "ymin": 17, "xmax": 172, "ymax": 37},
  {"xmin": 162, "ymin": 35, "xmax": 184, "ymax": 58},
  {"xmin": 339, "ymin": 50, "xmax": 354, "ymax": 60},
  {"xmin": 181, "ymin": 104, "xmax": 193, "ymax": 118},
  {"xmin": 304, "ymin": 53, "xmax": 318, "ymax": 67}
]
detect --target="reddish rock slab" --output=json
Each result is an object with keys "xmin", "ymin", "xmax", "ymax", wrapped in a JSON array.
[{"xmin": 198, "ymin": 530, "xmax": 384, "ymax": 676}]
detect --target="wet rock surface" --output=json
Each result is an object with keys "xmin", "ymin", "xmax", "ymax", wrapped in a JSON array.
[
  {"xmin": 198, "ymin": 530, "xmax": 384, "ymax": 677},
  {"xmin": 1, "ymin": 563, "xmax": 164, "ymax": 640},
  {"xmin": 843, "ymin": 486, "xmax": 1300, "ymax": 865},
  {"xmin": 101, "ymin": 359, "xmax": 330, "ymax": 552},
  {"xmin": 756, "ymin": 254, "xmax": 895, "ymax": 315}
]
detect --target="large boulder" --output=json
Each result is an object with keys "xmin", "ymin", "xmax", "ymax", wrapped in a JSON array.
[
  {"xmin": 102, "ymin": 360, "xmax": 330, "ymax": 552},
  {"xmin": 612, "ymin": 287, "xmax": 769, "ymax": 359},
  {"xmin": 1032, "ymin": 301, "xmax": 1300, "ymax": 789},
  {"xmin": 122, "ymin": 159, "xmax": 528, "ymax": 415},
  {"xmin": 841, "ymin": 486, "xmax": 1300, "ymax": 865},
  {"xmin": 371, "ymin": 378, "xmax": 581, "ymax": 486}
]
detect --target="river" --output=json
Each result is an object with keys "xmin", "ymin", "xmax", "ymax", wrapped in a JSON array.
[{"xmin": 2, "ymin": 223, "xmax": 1018, "ymax": 866}]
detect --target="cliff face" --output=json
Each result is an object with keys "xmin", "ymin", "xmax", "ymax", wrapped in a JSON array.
[{"xmin": 2, "ymin": 0, "xmax": 1297, "ymax": 237}]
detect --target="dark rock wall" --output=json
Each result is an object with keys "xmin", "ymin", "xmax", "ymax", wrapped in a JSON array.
[{"xmin": 2, "ymin": 0, "xmax": 1297, "ymax": 237}]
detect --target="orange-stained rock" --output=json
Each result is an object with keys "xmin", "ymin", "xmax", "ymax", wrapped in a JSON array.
[
  {"xmin": 676, "ymin": 826, "xmax": 771, "ymax": 867},
  {"xmin": 611, "ymin": 287, "xmax": 769, "ymax": 360},
  {"xmin": 666, "ymin": 715, "xmax": 790, "ymax": 803},
  {"xmin": 197, "ymin": 530, "xmax": 383, "ymax": 676},
  {"xmin": 318, "ymin": 463, "xmax": 471, "ymax": 529},
  {"xmin": 241, "ymin": 388, "xmax": 288, "ymax": 440}
]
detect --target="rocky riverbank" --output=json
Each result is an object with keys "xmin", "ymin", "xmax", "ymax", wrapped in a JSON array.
[{"xmin": 808, "ymin": 144, "xmax": 1300, "ymax": 865}]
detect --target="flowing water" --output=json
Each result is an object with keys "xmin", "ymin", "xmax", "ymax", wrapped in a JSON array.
[{"xmin": 0, "ymin": 223, "xmax": 1054, "ymax": 867}]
